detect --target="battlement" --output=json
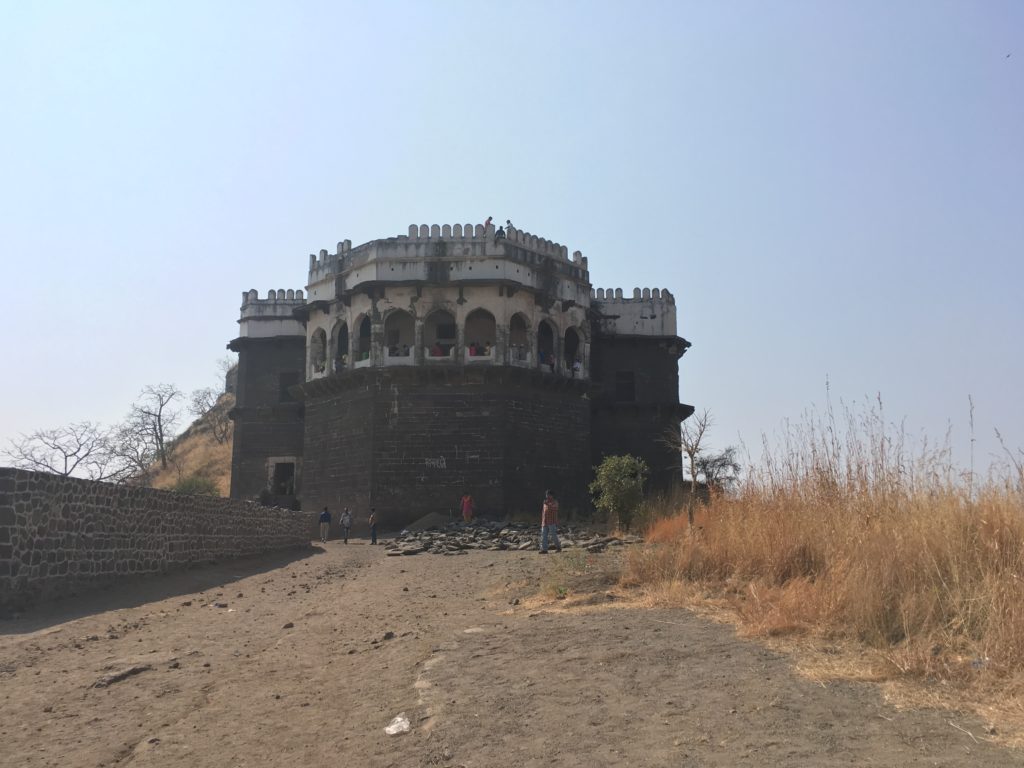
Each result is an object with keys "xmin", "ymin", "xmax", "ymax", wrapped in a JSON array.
[
  {"xmin": 238, "ymin": 289, "xmax": 308, "ymax": 339},
  {"xmin": 241, "ymin": 288, "xmax": 306, "ymax": 307},
  {"xmin": 398, "ymin": 223, "xmax": 579, "ymax": 263},
  {"xmin": 590, "ymin": 287, "xmax": 675, "ymax": 304},
  {"xmin": 590, "ymin": 287, "xmax": 678, "ymax": 337}
]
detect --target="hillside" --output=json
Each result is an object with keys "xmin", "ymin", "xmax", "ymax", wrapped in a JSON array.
[{"xmin": 149, "ymin": 394, "xmax": 234, "ymax": 496}]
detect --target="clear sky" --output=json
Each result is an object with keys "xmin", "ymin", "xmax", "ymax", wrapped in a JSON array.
[{"xmin": 1, "ymin": 1, "xmax": 1021, "ymax": 472}]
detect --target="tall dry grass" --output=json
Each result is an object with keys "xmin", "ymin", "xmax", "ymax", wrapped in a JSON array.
[{"xmin": 626, "ymin": 398, "xmax": 1024, "ymax": 683}]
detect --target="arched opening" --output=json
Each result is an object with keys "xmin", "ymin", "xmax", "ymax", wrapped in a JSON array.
[
  {"xmin": 334, "ymin": 322, "xmax": 349, "ymax": 371},
  {"xmin": 510, "ymin": 313, "xmax": 529, "ymax": 362},
  {"xmin": 384, "ymin": 310, "xmax": 414, "ymax": 358},
  {"xmin": 356, "ymin": 315, "xmax": 371, "ymax": 361},
  {"xmin": 564, "ymin": 327, "xmax": 581, "ymax": 375},
  {"xmin": 424, "ymin": 310, "xmax": 456, "ymax": 357},
  {"xmin": 465, "ymin": 309, "xmax": 496, "ymax": 358},
  {"xmin": 310, "ymin": 328, "xmax": 327, "ymax": 375},
  {"xmin": 538, "ymin": 320, "xmax": 555, "ymax": 368}
]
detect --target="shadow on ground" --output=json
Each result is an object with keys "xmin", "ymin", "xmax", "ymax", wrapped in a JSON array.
[{"xmin": 0, "ymin": 544, "xmax": 322, "ymax": 635}]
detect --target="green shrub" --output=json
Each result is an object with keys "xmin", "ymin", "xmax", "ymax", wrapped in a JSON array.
[
  {"xmin": 172, "ymin": 474, "xmax": 220, "ymax": 496},
  {"xmin": 589, "ymin": 454, "xmax": 649, "ymax": 531}
]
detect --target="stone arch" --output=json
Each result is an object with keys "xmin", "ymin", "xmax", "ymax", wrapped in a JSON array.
[
  {"xmin": 537, "ymin": 319, "xmax": 556, "ymax": 367},
  {"xmin": 509, "ymin": 312, "xmax": 529, "ymax": 362},
  {"xmin": 464, "ymin": 308, "xmax": 496, "ymax": 356},
  {"xmin": 564, "ymin": 326, "xmax": 581, "ymax": 367},
  {"xmin": 332, "ymin": 319, "xmax": 349, "ymax": 369},
  {"xmin": 355, "ymin": 314, "xmax": 372, "ymax": 361},
  {"xmin": 383, "ymin": 309, "xmax": 414, "ymax": 356},
  {"xmin": 424, "ymin": 309, "xmax": 456, "ymax": 356},
  {"xmin": 310, "ymin": 327, "xmax": 327, "ymax": 375}
]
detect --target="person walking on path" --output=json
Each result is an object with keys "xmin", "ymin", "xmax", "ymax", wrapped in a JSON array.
[
  {"xmin": 318, "ymin": 506, "xmax": 331, "ymax": 543},
  {"xmin": 539, "ymin": 490, "xmax": 561, "ymax": 554},
  {"xmin": 368, "ymin": 508, "xmax": 378, "ymax": 545},
  {"xmin": 340, "ymin": 507, "xmax": 352, "ymax": 544},
  {"xmin": 460, "ymin": 492, "xmax": 474, "ymax": 524}
]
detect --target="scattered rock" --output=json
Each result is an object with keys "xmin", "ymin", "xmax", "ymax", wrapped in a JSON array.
[
  {"xmin": 383, "ymin": 521, "xmax": 638, "ymax": 556},
  {"xmin": 383, "ymin": 631, "xmax": 396, "ymax": 641},
  {"xmin": 384, "ymin": 713, "xmax": 411, "ymax": 735},
  {"xmin": 93, "ymin": 664, "xmax": 152, "ymax": 688},
  {"xmin": 282, "ymin": 622, "xmax": 295, "ymax": 629}
]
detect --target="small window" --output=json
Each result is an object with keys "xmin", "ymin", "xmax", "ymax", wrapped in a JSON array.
[
  {"xmin": 271, "ymin": 462, "xmax": 295, "ymax": 495},
  {"xmin": 279, "ymin": 372, "xmax": 300, "ymax": 403},
  {"xmin": 615, "ymin": 371, "xmax": 636, "ymax": 402}
]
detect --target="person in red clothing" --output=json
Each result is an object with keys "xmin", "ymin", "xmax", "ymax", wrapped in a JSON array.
[
  {"xmin": 539, "ymin": 490, "xmax": 561, "ymax": 554},
  {"xmin": 460, "ymin": 492, "xmax": 474, "ymax": 523}
]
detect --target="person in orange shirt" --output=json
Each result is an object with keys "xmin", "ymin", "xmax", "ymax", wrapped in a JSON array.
[{"xmin": 539, "ymin": 490, "xmax": 561, "ymax": 554}]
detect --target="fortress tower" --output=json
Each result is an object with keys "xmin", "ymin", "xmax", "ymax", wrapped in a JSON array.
[{"xmin": 228, "ymin": 223, "xmax": 692, "ymax": 528}]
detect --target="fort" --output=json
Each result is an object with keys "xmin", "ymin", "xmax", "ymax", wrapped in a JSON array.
[{"xmin": 228, "ymin": 222, "xmax": 693, "ymax": 528}]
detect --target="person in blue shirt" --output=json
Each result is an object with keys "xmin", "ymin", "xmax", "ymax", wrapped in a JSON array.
[{"xmin": 319, "ymin": 507, "xmax": 331, "ymax": 543}]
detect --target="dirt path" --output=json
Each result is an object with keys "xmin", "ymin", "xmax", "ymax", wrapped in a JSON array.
[{"xmin": 0, "ymin": 542, "xmax": 1017, "ymax": 767}]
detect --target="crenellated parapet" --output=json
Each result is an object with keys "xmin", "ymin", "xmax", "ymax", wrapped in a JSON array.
[
  {"xmin": 590, "ymin": 287, "xmax": 678, "ymax": 338},
  {"xmin": 308, "ymin": 241, "xmax": 351, "ymax": 286},
  {"xmin": 399, "ymin": 223, "xmax": 577, "ymax": 263},
  {"xmin": 590, "ymin": 287, "xmax": 674, "ymax": 303},
  {"xmin": 238, "ymin": 288, "xmax": 307, "ymax": 339}
]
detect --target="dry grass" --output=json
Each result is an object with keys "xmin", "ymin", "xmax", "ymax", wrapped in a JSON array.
[
  {"xmin": 625, "ymin": 400, "xmax": 1024, "ymax": 698},
  {"xmin": 149, "ymin": 394, "xmax": 234, "ymax": 496}
]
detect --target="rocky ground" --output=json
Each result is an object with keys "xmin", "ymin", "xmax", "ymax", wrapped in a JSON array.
[
  {"xmin": 1, "ymin": 535, "xmax": 1019, "ymax": 767},
  {"xmin": 386, "ymin": 520, "xmax": 640, "ymax": 556}
]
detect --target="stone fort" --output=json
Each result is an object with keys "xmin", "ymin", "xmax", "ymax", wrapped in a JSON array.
[{"xmin": 228, "ymin": 222, "xmax": 692, "ymax": 528}]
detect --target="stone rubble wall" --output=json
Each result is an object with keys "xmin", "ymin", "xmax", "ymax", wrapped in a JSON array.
[{"xmin": 0, "ymin": 468, "xmax": 311, "ymax": 616}]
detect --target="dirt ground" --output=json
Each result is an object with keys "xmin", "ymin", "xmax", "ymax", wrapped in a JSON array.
[{"xmin": 1, "ymin": 541, "xmax": 1019, "ymax": 767}]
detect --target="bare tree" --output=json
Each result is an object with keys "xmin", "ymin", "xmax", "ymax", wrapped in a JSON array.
[
  {"xmin": 189, "ymin": 387, "xmax": 232, "ymax": 444},
  {"xmin": 110, "ymin": 421, "xmax": 156, "ymax": 485},
  {"xmin": 122, "ymin": 384, "xmax": 182, "ymax": 472},
  {"xmin": 663, "ymin": 409, "xmax": 712, "ymax": 527},
  {"xmin": 695, "ymin": 445, "xmax": 742, "ymax": 492},
  {"xmin": 2, "ymin": 422, "xmax": 127, "ymax": 481}
]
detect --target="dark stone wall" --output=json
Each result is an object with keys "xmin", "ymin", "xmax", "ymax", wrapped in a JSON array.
[
  {"xmin": 589, "ymin": 336, "xmax": 682, "ymax": 405},
  {"xmin": 589, "ymin": 405, "xmax": 689, "ymax": 489},
  {"xmin": 229, "ymin": 336, "xmax": 306, "ymax": 500},
  {"xmin": 590, "ymin": 334, "xmax": 691, "ymax": 489},
  {"xmin": 229, "ymin": 407, "xmax": 305, "ymax": 500},
  {"xmin": 233, "ymin": 336, "xmax": 306, "ymax": 408},
  {"xmin": 299, "ymin": 368, "xmax": 590, "ymax": 531},
  {"xmin": 0, "ymin": 468, "xmax": 310, "ymax": 616},
  {"xmin": 298, "ymin": 384, "xmax": 374, "ymax": 533}
]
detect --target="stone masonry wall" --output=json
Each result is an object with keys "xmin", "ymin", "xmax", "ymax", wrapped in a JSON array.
[
  {"xmin": 0, "ymin": 468, "xmax": 310, "ymax": 616},
  {"xmin": 299, "ymin": 368, "xmax": 590, "ymax": 531}
]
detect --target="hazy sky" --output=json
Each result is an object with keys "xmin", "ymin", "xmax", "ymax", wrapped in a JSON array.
[{"xmin": 1, "ymin": 1, "xmax": 1021, "ymax": 472}]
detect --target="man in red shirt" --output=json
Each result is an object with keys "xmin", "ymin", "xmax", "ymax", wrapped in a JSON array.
[{"xmin": 539, "ymin": 490, "xmax": 561, "ymax": 554}]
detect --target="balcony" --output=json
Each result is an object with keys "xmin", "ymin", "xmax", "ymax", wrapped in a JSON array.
[
  {"xmin": 465, "ymin": 347, "xmax": 494, "ymax": 364},
  {"xmin": 384, "ymin": 347, "xmax": 415, "ymax": 366}
]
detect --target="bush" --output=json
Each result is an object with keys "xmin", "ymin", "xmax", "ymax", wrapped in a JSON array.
[
  {"xmin": 172, "ymin": 474, "xmax": 220, "ymax": 496},
  {"xmin": 590, "ymin": 455, "xmax": 649, "ymax": 531}
]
